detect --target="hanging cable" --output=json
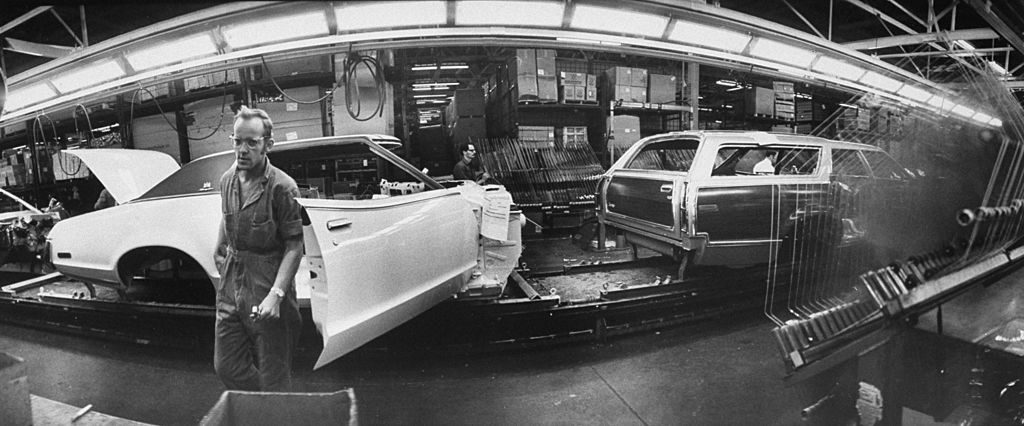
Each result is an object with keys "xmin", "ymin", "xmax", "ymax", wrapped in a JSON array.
[
  {"xmin": 259, "ymin": 56, "xmax": 336, "ymax": 104},
  {"xmin": 128, "ymin": 78, "xmax": 230, "ymax": 142},
  {"xmin": 340, "ymin": 53, "xmax": 387, "ymax": 121}
]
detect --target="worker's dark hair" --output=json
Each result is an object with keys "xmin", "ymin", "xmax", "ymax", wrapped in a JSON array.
[
  {"xmin": 459, "ymin": 142, "xmax": 475, "ymax": 154},
  {"xmin": 233, "ymin": 106, "xmax": 274, "ymax": 138}
]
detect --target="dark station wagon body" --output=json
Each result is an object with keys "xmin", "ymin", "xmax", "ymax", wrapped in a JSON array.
[{"xmin": 596, "ymin": 131, "xmax": 911, "ymax": 275}]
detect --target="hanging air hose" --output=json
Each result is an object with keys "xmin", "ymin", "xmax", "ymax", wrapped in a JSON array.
[
  {"xmin": 34, "ymin": 113, "xmax": 82, "ymax": 176},
  {"xmin": 128, "ymin": 79, "xmax": 231, "ymax": 142},
  {"xmin": 341, "ymin": 53, "xmax": 387, "ymax": 121}
]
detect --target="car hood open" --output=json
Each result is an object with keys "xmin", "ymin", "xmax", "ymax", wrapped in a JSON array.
[{"xmin": 63, "ymin": 149, "xmax": 181, "ymax": 203}]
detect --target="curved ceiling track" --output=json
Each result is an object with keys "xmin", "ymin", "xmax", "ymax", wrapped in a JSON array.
[{"xmin": 0, "ymin": 0, "xmax": 1001, "ymax": 127}]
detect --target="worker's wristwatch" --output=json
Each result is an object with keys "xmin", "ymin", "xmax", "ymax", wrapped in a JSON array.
[{"xmin": 269, "ymin": 287, "xmax": 285, "ymax": 298}]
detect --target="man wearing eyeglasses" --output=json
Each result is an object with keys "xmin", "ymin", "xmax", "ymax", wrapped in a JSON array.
[
  {"xmin": 453, "ymin": 142, "xmax": 491, "ymax": 184},
  {"xmin": 212, "ymin": 106, "xmax": 303, "ymax": 391}
]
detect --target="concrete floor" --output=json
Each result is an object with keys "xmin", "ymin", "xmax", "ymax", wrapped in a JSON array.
[{"xmin": 2, "ymin": 265, "xmax": 1022, "ymax": 425}]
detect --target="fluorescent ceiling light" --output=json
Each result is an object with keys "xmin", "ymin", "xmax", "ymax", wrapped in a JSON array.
[
  {"xmin": 51, "ymin": 60, "xmax": 126, "ymax": 93},
  {"xmin": 726, "ymin": 86, "xmax": 744, "ymax": 92},
  {"xmin": 6, "ymin": 83, "xmax": 57, "ymax": 111},
  {"xmin": 414, "ymin": 94, "xmax": 447, "ymax": 98},
  {"xmin": 951, "ymin": 104, "xmax": 975, "ymax": 118},
  {"xmin": 990, "ymin": 117, "xmax": 1003, "ymax": 127},
  {"xmin": 336, "ymin": 1, "xmax": 447, "ymax": 32},
  {"xmin": 412, "ymin": 82, "xmax": 459, "ymax": 87},
  {"xmin": 456, "ymin": 1, "xmax": 563, "ymax": 27},
  {"xmin": 570, "ymin": 5, "xmax": 668, "ymax": 38},
  {"xmin": 749, "ymin": 38, "xmax": 816, "ymax": 68},
  {"xmin": 669, "ymin": 21, "xmax": 751, "ymax": 52},
  {"xmin": 439, "ymin": 64, "xmax": 468, "ymax": 70},
  {"xmin": 812, "ymin": 57, "xmax": 865, "ymax": 80},
  {"xmin": 858, "ymin": 71, "xmax": 902, "ymax": 92},
  {"xmin": 715, "ymin": 79, "xmax": 739, "ymax": 87},
  {"xmin": 222, "ymin": 12, "xmax": 329, "ymax": 49},
  {"xmin": 973, "ymin": 112, "xmax": 993, "ymax": 123},
  {"xmin": 125, "ymin": 34, "xmax": 219, "ymax": 71},
  {"xmin": 896, "ymin": 85, "xmax": 933, "ymax": 103},
  {"xmin": 838, "ymin": 103, "xmax": 859, "ymax": 109}
]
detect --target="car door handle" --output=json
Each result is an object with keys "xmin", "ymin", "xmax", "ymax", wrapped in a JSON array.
[
  {"xmin": 660, "ymin": 184, "xmax": 673, "ymax": 193},
  {"xmin": 327, "ymin": 218, "xmax": 352, "ymax": 230}
]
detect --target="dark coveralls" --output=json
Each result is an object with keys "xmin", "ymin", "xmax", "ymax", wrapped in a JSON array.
[{"xmin": 216, "ymin": 160, "xmax": 303, "ymax": 391}]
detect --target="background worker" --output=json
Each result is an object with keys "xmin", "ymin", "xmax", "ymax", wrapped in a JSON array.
[
  {"xmin": 213, "ymin": 106, "xmax": 304, "ymax": 391},
  {"xmin": 753, "ymin": 150, "xmax": 778, "ymax": 175},
  {"xmin": 453, "ymin": 142, "xmax": 491, "ymax": 184}
]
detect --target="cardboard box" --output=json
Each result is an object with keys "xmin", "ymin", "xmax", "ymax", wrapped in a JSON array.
[
  {"xmin": 518, "ymin": 125, "xmax": 555, "ymax": 148},
  {"xmin": 746, "ymin": 86, "xmax": 775, "ymax": 116},
  {"xmin": 451, "ymin": 88, "xmax": 485, "ymax": 117},
  {"xmin": 562, "ymin": 126, "xmax": 588, "ymax": 147},
  {"xmin": 630, "ymin": 86, "xmax": 647, "ymax": 103},
  {"xmin": 255, "ymin": 86, "xmax": 323, "ymax": 124},
  {"xmin": 612, "ymin": 85, "xmax": 632, "ymax": 102},
  {"xmin": 586, "ymin": 74, "xmax": 597, "ymax": 88},
  {"xmin": 585, "ymin": 86, "xmax": 597, "ymax": 102},
  {"xmin": 275, "ymin": 118, "xmax": 324, "ymax": 142},
  {"xmin": 610, "ymin": 115, "xmax": 641, "ymax": 149},
  {"xmin": 606, "ymin": 67, "xmax": 633, "ymax": 86},
  {"xmin": 630, "ymin": 68, "xmax": 648, "ymax": 87},
  {"xmin": 513, "ymin": 49, "xmax": 538, "ymax": 100},
  {"xmin": 649, "ymin": 74, "xmax": 677, "ymax": 104},
  {"xmin": 559, "ymin": 72, "xmax": 587, "ymax": 86},
  {"xmin": 536, "ymin": 49, "xmax": 558, "ymax": 103},
  {"xmin": 200, "ymin": 390, "xmax": 356, "ymax": 426},
  {"xmin": 0, "ymin": 353, "xmax": 30, "ymax": 426}
]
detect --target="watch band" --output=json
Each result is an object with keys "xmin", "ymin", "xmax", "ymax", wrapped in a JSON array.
[{"xmin": 270, "ymin": 287, "xmax": 285, "ymax": 298}]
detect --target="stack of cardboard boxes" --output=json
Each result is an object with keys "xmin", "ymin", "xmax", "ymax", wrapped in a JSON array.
[
  {"xmin": 773, "ymin": 82, "xmax": 795, "ymax": 121},
  {"xmin": 518, "ymin": 126, "xmax": 556, "ymax": 148},
  {"xmin": 511, "ymin": 49, "xmax": 558, "ymax": 103},
  {"xmin": 445, "ymin": 88, "xmax": 487, "ymax": 147},
  {"xmin": 558, "ymin": 72, "xmax": 597, "ymax": 103},
  {"xmin": 256, "ymin": 86, "xmax": 325, "ymax": 143},
  {"xmin": 648, "ymin": 74, "xmax": 678, "ymax": 105},
  {"xmin": 603, "ymin": 67, "xmax": 649, "ymax": 103}
]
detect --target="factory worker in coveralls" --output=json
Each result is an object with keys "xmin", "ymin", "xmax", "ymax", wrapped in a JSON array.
[{"xmin": 213, "ymin": 106, "xmax": 303, "ymax": 391}]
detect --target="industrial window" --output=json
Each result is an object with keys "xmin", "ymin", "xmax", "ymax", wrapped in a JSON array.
[{"xmin": 625, "ymin": 139, "xmax": 699, "ymax": 172}]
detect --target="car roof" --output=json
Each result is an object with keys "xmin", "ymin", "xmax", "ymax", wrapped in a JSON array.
[
  {"xmin": 191, "ymin": 134, "xmax": 402, "ymax": 162},
  {"xmin": 647, "ymin": 130, "xmax": 883, "ymax": 151}
]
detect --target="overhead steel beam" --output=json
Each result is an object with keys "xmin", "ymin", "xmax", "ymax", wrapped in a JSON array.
[
  {"xmin": 0, "ymin": 7, "xmax": 52, "ymax": 36},
  {"xmin": 883, "ymin": 0, "xmax": 927, "ymax": 29},
  {"xmin": 876, "ymin": 46, "xmax": 1013, "ymax": 59},
  {"xmin": 780, "ymin": 0, "xmax": 825, "ymax": 39},
  {"xmin": 964, "ymin": 0, "xmax": 1024, "ymax": 56},
  {"xmin": 844, "ymin": 28, "xmax": 999, "ymax": 50},
  {"xmin": 49, "ymin": 8, "xmax": 84, "ymax": 47},
  {"xmin": 843, "ymin": 0, "xmax": 988, "ymax": 76},
  {"xmin": 4, "ymin": 38, "xmax": 76, "ymax": 58}
]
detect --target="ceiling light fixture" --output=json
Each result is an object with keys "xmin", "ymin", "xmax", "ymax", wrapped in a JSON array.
[
  {"xmin": 335, "ymin": 1, "xmax": 447, "ymax": 32},
  {"xmin": 456, "ymin": 1, "xmax": 563, "ymax": 27},
  {"xmin": 669, "ymin": 21, "xmax": 751, "ymax": 52},
  {"xmin": 125, "ymin": 34, "xmax": 219, "ymax": 71},
  {"xmin": 570, "ymin": 5, "xmax": 668, "ymax": 38},
  {"xmin": 749, "ymin": 38, "xmax": 816, "ymax": 68},
  {"xmin": 51, "ymin": 60, "xmax": 126, "ymax": 93},
  {"xmin": 811, "ymin": 57, "xmax": 865, "ymax": 80},
  {"xmin": 858, "ymin": 71, "xmax": 902, "ymax": 92},
  {"xmin": 5, "ymin": 83, "xmax": 57, "ymax": 111},
  {"xmin": 222, "ymin": 12, "xmax": 329, "ymax": 49}
]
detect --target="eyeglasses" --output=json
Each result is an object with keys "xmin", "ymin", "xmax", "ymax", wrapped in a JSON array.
[{"xmin": 229, "ymin": 136, "xmax": 268, "ymax": 149}]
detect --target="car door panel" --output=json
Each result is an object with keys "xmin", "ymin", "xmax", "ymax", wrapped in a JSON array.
[
  {"xmin": 298, "ymin": 191, "xmax": 478, "ymax": 369},
  {"xmin": 605, "ymin": 173, "xmax": 676, "ymax": 230}
]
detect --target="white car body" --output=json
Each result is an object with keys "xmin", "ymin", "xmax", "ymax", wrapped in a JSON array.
[{"xmin": 46, "ymin": 135, "xmax": 522, "ymax": 368}]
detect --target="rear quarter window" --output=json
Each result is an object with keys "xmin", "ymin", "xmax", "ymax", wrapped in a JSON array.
[
  {"xmin": 625, "ymin": 139, "xmax": 699, "ymax": 172},
  {"xmin": 832, "ymin": 149, "xmax": 870, "ymax": 177}
]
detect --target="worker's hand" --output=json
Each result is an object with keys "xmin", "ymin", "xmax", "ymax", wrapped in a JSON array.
[{"xmin": 256, "ymin": 293, "xmax": 282, "ymax": 322}]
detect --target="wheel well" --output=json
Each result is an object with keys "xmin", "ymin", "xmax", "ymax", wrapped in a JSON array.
[{"xmin": 117, "ymin": 246, "xmax": 209, "ymax": 284}]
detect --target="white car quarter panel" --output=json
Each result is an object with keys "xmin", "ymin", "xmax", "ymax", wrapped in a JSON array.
[
  {"xmin": 299, "ymin": 190, "xmax": 479, "ymax": 369},
  {"xmin": 49, "ymin": 194, "xmax": 222, "ymax": 285}
]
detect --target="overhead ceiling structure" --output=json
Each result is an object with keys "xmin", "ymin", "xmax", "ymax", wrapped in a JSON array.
[
  {"xmin": 0, "ymin": 0, "xmax": 1020, "ymax": 128},
  {"xmin": 723, "ymin": 0, "xmax": 1024, "ymax": 89}
]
